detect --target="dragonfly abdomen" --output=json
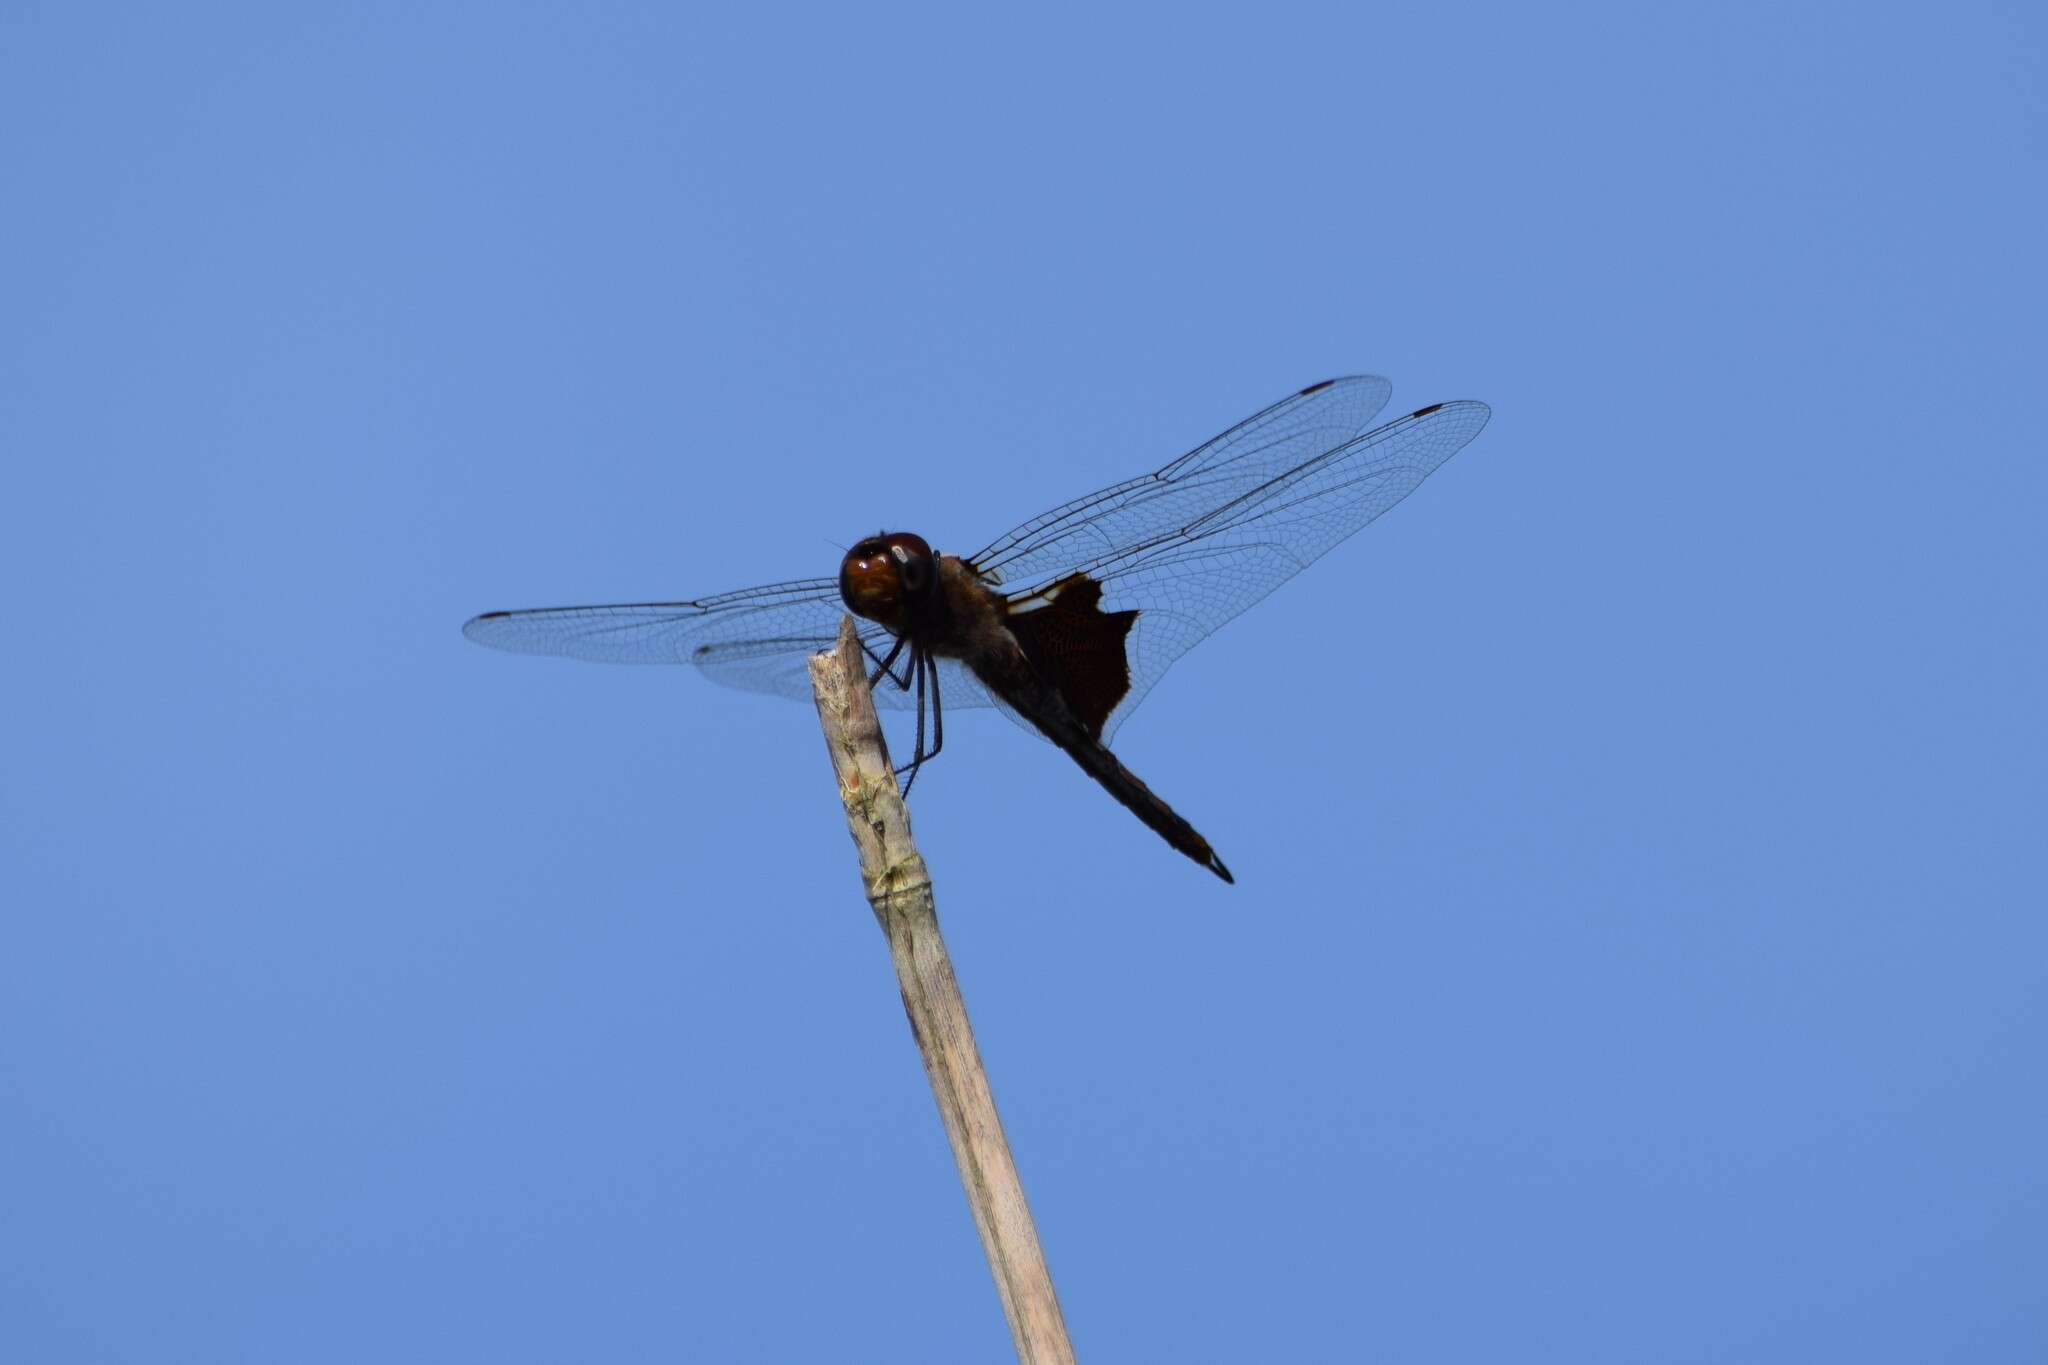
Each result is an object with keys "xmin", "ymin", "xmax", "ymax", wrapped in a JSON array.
[{"xmin": 980, "ymin": 658, "xmax": 1233, "ymax": 884}]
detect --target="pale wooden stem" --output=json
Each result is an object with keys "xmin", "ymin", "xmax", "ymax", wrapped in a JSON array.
[{"xmin": 808, "ymin": 618, "xmax": 1075, "ymax": 1365}]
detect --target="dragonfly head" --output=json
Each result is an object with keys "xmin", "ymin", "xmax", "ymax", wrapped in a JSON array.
[{"xmin": 839, "ymin": 532, "xmax": 937, "ymax": 633}]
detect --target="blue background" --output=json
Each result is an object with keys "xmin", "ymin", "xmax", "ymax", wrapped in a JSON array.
[{"xmin": 6, "ymin": 3, "xmax": 2044, "ymax": 1360}]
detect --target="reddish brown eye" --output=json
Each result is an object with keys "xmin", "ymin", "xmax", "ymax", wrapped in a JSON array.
[{"xmin": 887, "ymin": 533, "xmax": 935, "ymax": 596}]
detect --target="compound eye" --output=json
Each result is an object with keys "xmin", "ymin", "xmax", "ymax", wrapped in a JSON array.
[{"xmin": 893, "ymin": 543, "xmax": 926, "ymax": 590}]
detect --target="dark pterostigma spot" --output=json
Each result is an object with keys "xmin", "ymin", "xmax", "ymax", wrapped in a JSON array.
[
  {"xmin": 1411, "ymin": 402, "xmax": 1445, "ymax": 418},
  {"xmin": 1299, "ymin": 378, "xmax": 1337, "ymax": 396}
]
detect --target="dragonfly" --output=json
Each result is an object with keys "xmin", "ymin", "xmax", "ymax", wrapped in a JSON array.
[{"xmin": 464, "ymin": 376, "xmax": 1491, "ymax": 882}]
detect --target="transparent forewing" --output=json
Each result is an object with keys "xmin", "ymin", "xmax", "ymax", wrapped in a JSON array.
[
  {"xmin": 970, "ymin": 376, "xmax": 1395, "ymax": 590},
  {"xmin": 979, "ymin": 396, "xmax": 1493, "ymax": 740},
  {"xmin": 464, "ymin": 377, "xmax": 1483, "ymax": 738},
  {"xmin": 462, "ymin": 580, "xmax": 996, "ymax": 709}
]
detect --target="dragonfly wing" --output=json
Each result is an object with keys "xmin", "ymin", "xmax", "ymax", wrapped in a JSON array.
[
  {"xmin": 463, "ymin": 376, "xmax": 1477, "ymax": 734},
  {"xmin": 970, "ymin": 376, "xmax": 1395, "ymax": 591},
  {"xmin": 463, "ymin": 579, "xmax": 996, "ymax": 709},
  {"xmin": 973, "ymin": 391, "xmax": 1490, "ymax": 741}
]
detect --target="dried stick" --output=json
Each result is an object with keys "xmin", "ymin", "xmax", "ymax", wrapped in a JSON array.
[{"xmin": 809, "ymin": 618, "xmax": 1075, "ymax": 1365}]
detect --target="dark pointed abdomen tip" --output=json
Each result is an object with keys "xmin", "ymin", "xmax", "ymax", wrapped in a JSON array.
[{"xmin": 1210, "ymin": 854, "xmax": 1235, "ymax": 884}]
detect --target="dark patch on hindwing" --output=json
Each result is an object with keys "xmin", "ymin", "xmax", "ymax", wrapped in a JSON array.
[{"xmin": 1006, "ymin": 574, "xmax": 1138, "ymax": 740}]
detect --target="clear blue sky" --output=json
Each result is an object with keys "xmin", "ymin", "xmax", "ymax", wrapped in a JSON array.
[{"xmin": 6, "ymin": 3, "xmax": 2043, "ymax": 1360}]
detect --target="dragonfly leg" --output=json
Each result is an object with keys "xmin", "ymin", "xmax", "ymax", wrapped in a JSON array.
[
  {"xmin": 894, "ymin": 649, "xmax": 947, "ymax": 795},
  {"xmin": 898, "ymin": 646, "xmax": 930, "ymax": 797},
  {"xmin": 865, "ymin": 633, "xmax": 913, "ymax": 690}
]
